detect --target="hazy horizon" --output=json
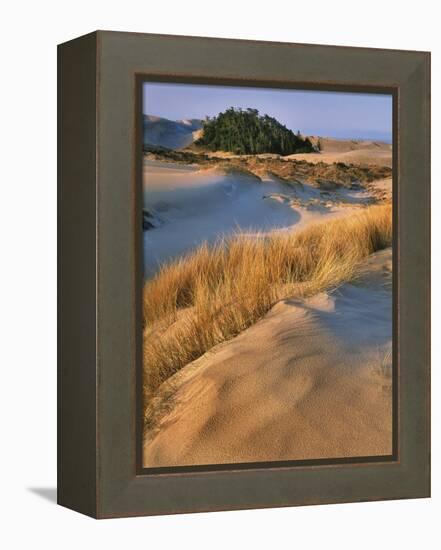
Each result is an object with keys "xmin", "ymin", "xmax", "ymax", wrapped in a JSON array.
[{"xmin": 143, "ymin": 82, "xmax": 393, "ymax": 143}]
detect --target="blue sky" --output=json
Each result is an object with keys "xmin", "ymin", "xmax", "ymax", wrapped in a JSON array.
[{"xmin": 143, "ymin": 82, "xmax": 392, "ymax": 142}]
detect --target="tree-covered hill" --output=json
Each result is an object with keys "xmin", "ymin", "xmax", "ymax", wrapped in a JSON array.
[{"xmin": 195, "ymin": 107, "xmax": 314, "ymax": 155}]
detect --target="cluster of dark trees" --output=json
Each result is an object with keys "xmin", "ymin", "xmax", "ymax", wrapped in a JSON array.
[{"xmin": 195, "ymin": 107, "xmax": 314, "ymax": 155}]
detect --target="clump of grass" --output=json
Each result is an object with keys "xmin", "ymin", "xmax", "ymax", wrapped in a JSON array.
[{"xmin": 143, "ymin": 204, "xmax": 392, "ymax": 410}]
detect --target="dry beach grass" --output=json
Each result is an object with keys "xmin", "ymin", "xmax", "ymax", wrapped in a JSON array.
[
  {"xmin": 143, "ymin": 248, "xmax": 394, "ymax": 466},
  {"xmin": 143, "ymin": 203, "xmax": 392, "ymax": 423}
]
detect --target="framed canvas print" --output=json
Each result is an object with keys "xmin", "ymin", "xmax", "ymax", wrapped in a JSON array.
[{"xmin": 58, "ymin": 31, "xmax": 430, "ymax": 518}]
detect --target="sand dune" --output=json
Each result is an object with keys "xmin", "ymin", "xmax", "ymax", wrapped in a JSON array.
[
  {"xmin": 288, "ymin": 137, "xmax": 392, "ymax": 167},
  {"xmin": 199, "ymin": 137, "xmax": 392, "ymax": 167},
  {"xmin": 310, "ymin": 136, "xmax": 391, "ymax": 153},
  {"xmin": 143, "ymin": 159, "xmax": 383, "ymax": 277},
  {"xmin": 143, "ymin": 248, "xmax": 393, "ymax": 467},
  {"xmin": 143, "ymin": 115, "xmax": 203, "ymax": 150},
  {"xmin": 290, "ymin": 149, "xmax": 392, "ymax": 168},
  {"xmin": 143, "ymin": 161, "xmax": 299, "ymax": 276},
  {"xmin": 368, "ymin": 177, "xmax": 393, "ymax": 201}
]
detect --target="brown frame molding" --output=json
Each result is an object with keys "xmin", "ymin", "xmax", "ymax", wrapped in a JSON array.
[{"xmin": 58, "ymin": 31, "xmax": 430, "ymax": 518}]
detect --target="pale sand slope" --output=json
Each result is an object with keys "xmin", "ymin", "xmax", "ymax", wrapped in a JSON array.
[
  {"xmin": 290, "ymin": 148, "xmax": 392, "ymax": 168},
  {"xmin": 204, "ymin": 138, "xmax": 392, "ymax": 167},
  {"xmin": 309, "ymin": 136, "xmax": 392, "ymax": 155},
  {"xmin": 143, "ymin": 161, "xmax": 301, "ymax": 276},
  {"xmin": 143, "ymin": 160, "xmax": 382, "ymax": 277},
  {"xmin": 368, "ymin": 177, "xmax": 393, "ymax": 201},
  {"xmin": 143, "ymin": 248, "xmax": 393, "ymax": 467},
  {"xmin": 289, "ymin": 137, "xmax": 392, "ymax": 168}
]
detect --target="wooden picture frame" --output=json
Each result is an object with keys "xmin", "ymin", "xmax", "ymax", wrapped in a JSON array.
[{"xmin": 58, "ymin": 31, "xmax": 430, "ymax": 518}]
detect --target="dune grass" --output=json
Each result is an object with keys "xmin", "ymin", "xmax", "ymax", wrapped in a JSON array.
[{"xmin": 143, "ymin": 204, "xmax": 392, "ymax": 414}]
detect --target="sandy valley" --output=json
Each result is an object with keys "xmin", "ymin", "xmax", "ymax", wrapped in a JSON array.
[{"xmin": 143, "ymin": 149, "xmax": 391, "ymax": 277}]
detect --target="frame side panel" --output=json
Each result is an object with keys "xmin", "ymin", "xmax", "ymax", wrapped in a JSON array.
[
  {"xmin": 57, "ymin": 32, "xmax": 98, "ymax": 518},
  {"xmin": 397, "ymin": 54, "xmax": 431, "ymax": 496}
]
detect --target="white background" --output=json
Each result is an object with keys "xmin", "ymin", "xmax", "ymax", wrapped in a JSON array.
[{"xmin": 0, "ymin": 0, "xmax": 439, "ymax": 547}]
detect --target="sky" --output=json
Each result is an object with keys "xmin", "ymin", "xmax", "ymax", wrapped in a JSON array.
[{"xmin": 143, "ymin": 82, "xmax": 393, "ymax": 142}]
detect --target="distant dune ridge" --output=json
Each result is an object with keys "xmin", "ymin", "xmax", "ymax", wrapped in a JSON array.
[
  {"xmin": 143, "ymin": 113, "xmax": 392, "ymax": 167},
  {"xmin": 296, "ymin": 136, "xmax": 393, "ymax": 168},
  {"xmin": 143, "ymin": 114, "xmax": 203, "ymax": 149}
]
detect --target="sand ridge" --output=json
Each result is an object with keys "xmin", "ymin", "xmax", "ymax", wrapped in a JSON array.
[
  {"xmin": 143, "ymin": 249, "xmax": 393, "ymax": 467},
  {"xmin": 204, "ymin": 136, "xmax": 392, "ymax": 167}
]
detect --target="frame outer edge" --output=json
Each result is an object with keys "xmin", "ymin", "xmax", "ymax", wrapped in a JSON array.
[
  {"xmin": 57, "ymin": 31, "xmax": 99, "ymax": 518},
  {"xmin": 398, "ymin": 50, "xmax": 431, "ymax": 498}
]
